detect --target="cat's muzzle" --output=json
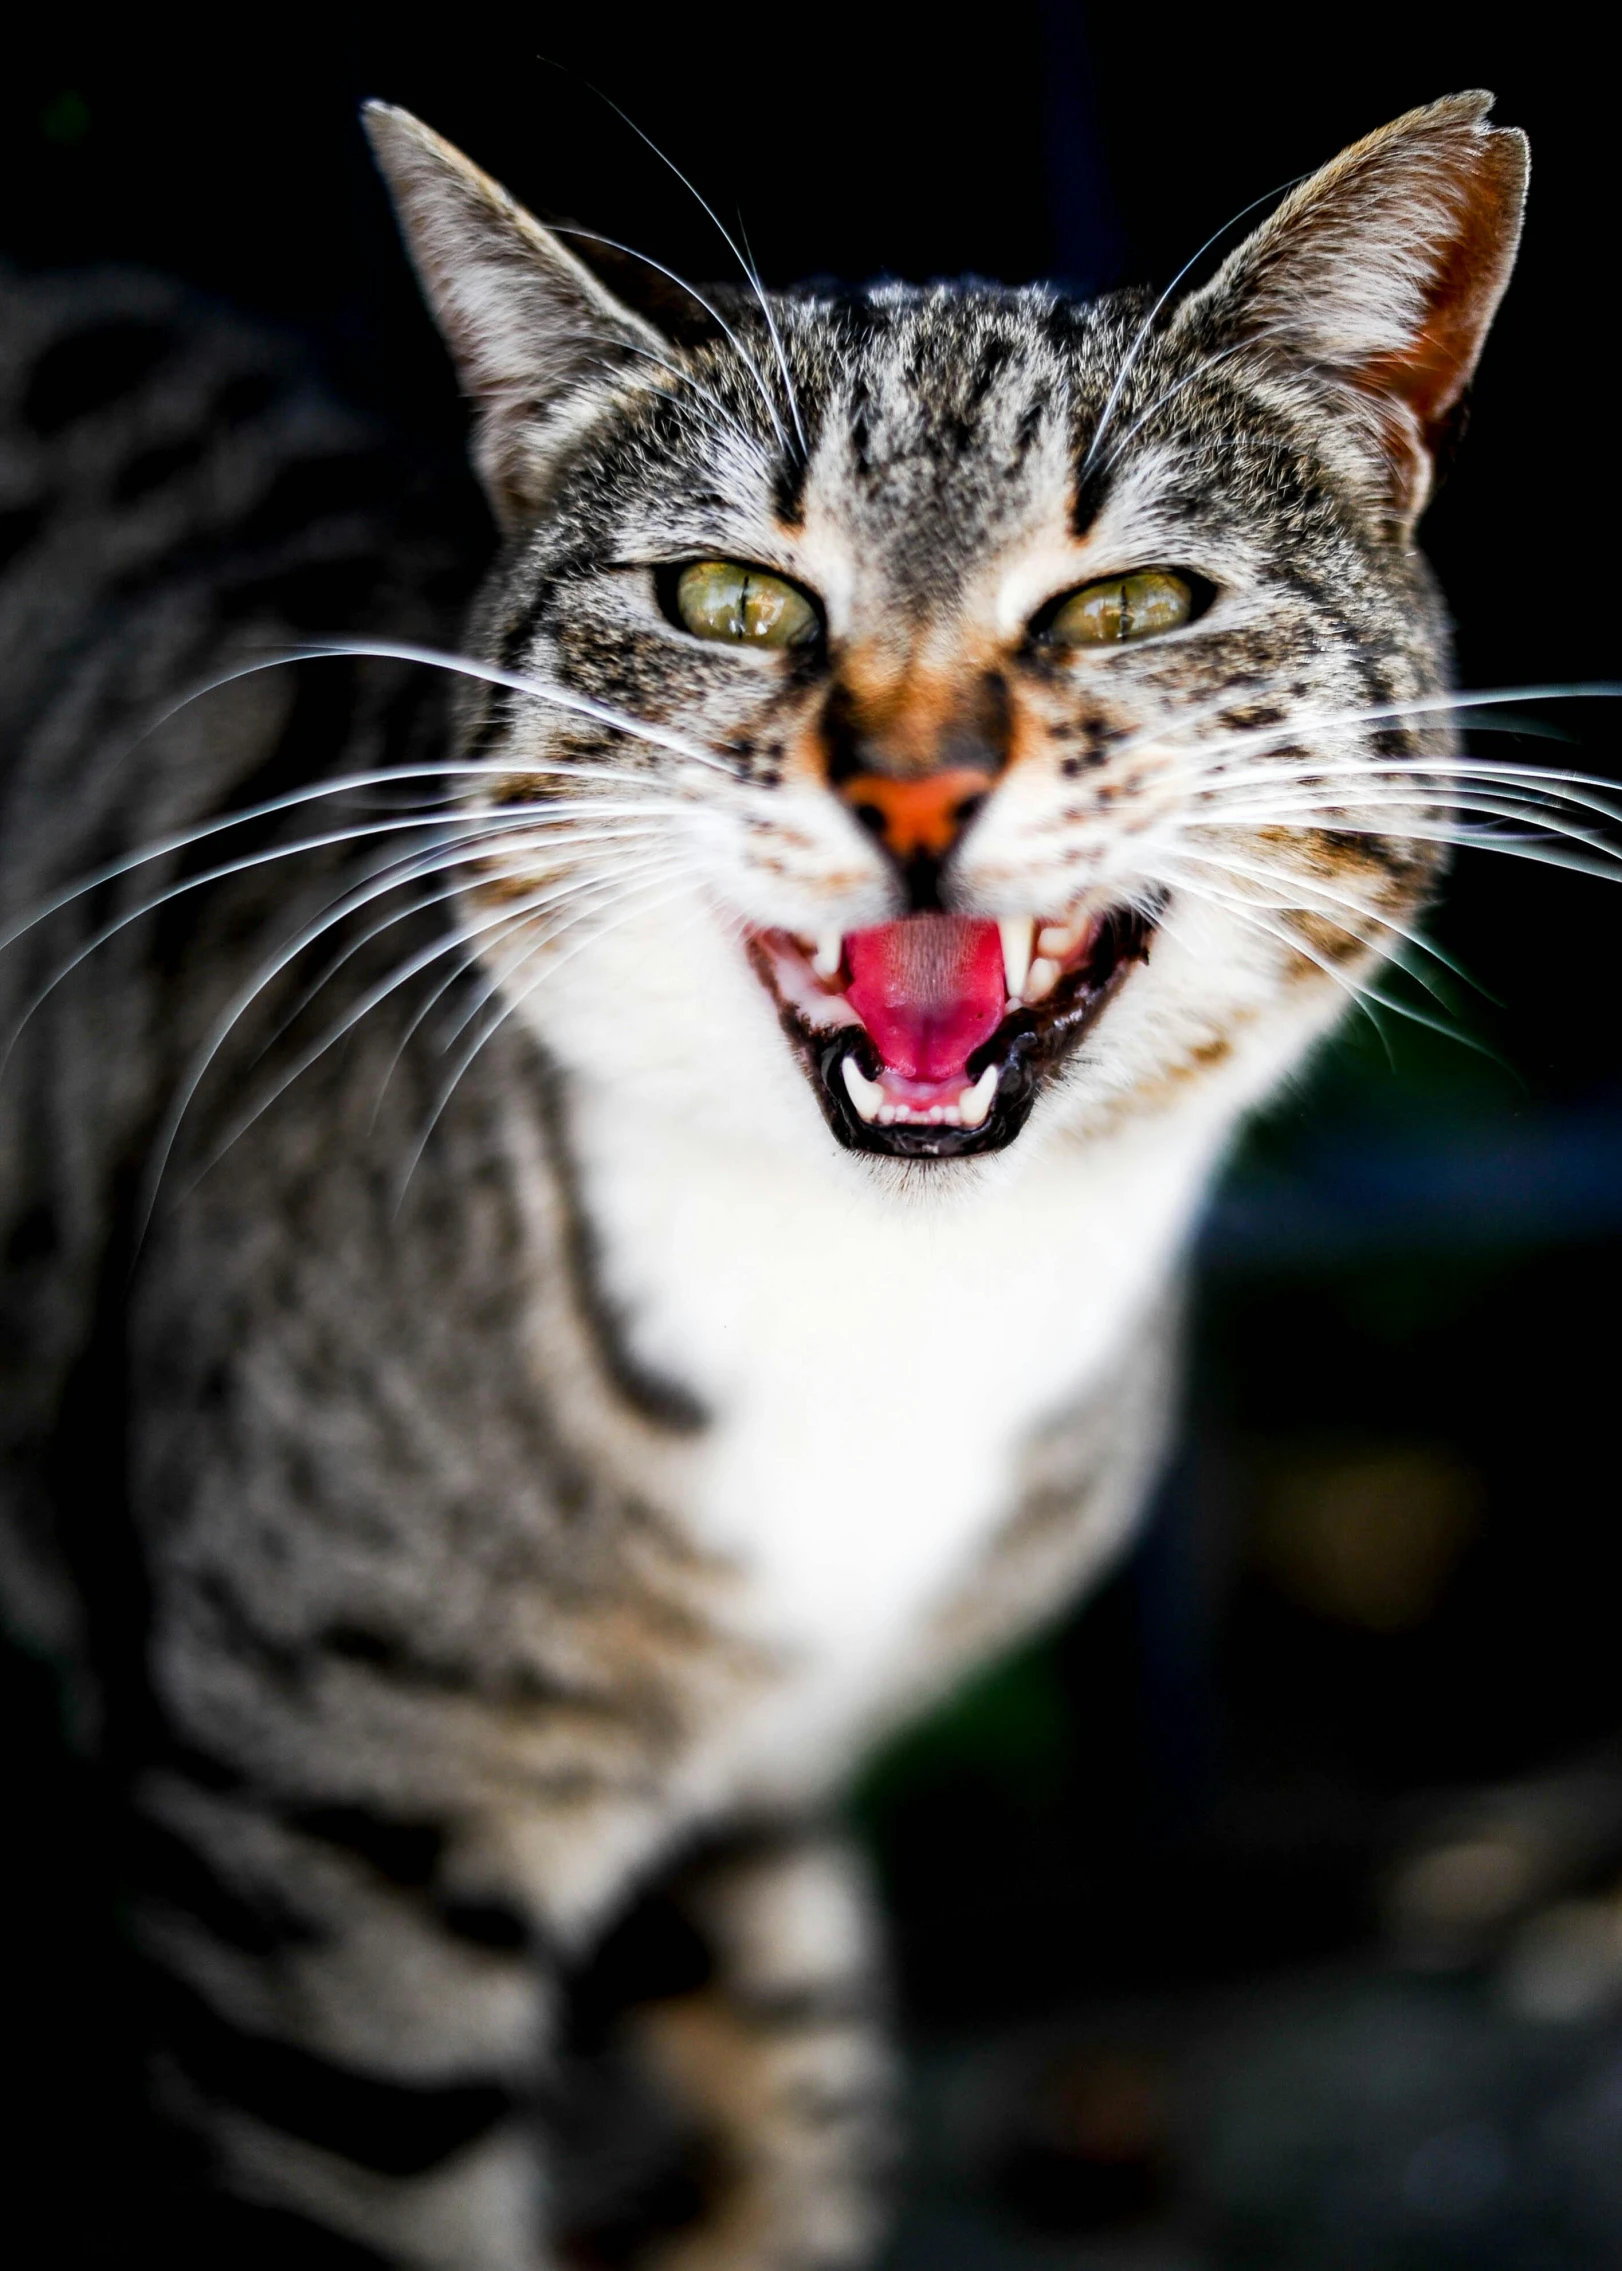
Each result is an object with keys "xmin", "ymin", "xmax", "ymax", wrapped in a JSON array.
[{"xmin": 749, "ymin": 907, "xmax": 1157, "ymax": 1161}]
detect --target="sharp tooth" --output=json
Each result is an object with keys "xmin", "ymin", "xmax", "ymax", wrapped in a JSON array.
[
  {"xmin": 1037, "ymin": 923, "xmax": 1076, "ymax": 959},
  {"xmin": 812, "ymin": 930, "xmax": 843, "ymax": 979},
  {"xmin": 958, "ymin": 1064, "xmax": 998, "ymax": 1127},
  {"xmin": 1024, "ymin": 956, "xmax": 1060, "ymax": 1003},
  {"xmin": 998, "ymin": 916, "xmax": 1034, "ymax": 1002},
  {"xmin": 842, "ymin": 1057, "xmax": 885, "ymax": 1121}
]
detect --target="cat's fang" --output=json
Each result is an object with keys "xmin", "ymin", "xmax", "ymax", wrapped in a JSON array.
[
  {"xmin": 958, "ymin": 1065, "xmax": 998, "ymax": 1128},
  {"xmin": 998, "ymin": 917, "xmax": 1034, "ymax": 1002},
  {"xmin": 811, "ymin": 931, "xmax": 843, "ymax": 979},
  {"xmin": 841, "ymin": 1056, "xmax": 886, "ymax": 1121},
  {"xmin": 1024, "ymin": 957, "xmax": 1061, "ymax": 1003}
]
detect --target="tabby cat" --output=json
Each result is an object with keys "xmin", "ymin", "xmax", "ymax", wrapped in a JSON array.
[{"xmin": 0, "ymin": 90, "xmax": 1526, "ymax": 2268}]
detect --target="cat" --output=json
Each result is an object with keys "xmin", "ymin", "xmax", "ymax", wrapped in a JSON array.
[{"xmin": 0, "ymin": 88, "xmax": 1527, "ymax": 2270}]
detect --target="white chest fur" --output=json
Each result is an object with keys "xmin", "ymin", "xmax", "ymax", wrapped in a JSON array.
[{"xmin": 569, "ymin": 1092, "xmax": 1225, "ymax": 1779}]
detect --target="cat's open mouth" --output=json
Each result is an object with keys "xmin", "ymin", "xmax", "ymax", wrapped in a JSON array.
[{"xmin": 748, "ymin": 907, "xmax": 1156, "ymax": 1159}]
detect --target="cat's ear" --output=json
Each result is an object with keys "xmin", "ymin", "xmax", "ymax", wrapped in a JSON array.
[
  {"xmin": 1181, "ymin": 91, "xmax": 1528, "ymax": 519},
  {"xmin": 364, "ymin": 102, "xmax": 667, "ymax": 529}
]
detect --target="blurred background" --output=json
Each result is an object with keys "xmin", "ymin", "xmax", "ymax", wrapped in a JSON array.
[{"xmin": 5, "ymin": 10, "xmax": 1621, "ymax": 2265}]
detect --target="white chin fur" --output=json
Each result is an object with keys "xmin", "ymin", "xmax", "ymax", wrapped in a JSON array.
[
  {"xmin": 488, "ymin": 858, "xmax": 1353, "ymax": 1788},
  {"xmin": 500, "ymin": 880, "xmax": 835, "ymax": 1162},
  {"xmin": 486, "ymin": 856, "xmax": 1337, "ymax": 1175}
]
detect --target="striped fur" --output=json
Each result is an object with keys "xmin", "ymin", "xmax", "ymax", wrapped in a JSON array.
[{"xmin": 0, "ymin": 93, "xmax": 1524, "ymax": 2267}]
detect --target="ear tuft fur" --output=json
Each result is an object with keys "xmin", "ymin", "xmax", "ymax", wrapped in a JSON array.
[
  {"xmin": 1181, "ymin": 91, "xmax": 1528, "ymax": 519},
  {"xmin": 363, "ymin": 102, "xmax": 666, "ymax": 528}
]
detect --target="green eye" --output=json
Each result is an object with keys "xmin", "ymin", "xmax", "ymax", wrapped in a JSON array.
[
  {"xmin": 1048, "ymin": 568, "xmax": 1193, "ymax": 647},
  {"xmin": 672, "ymin": 558, "xmax": 822, "ymax": 649},
  {"xmin": 674, "ymin": 559, "xmax": 819, "ymax": 648}
]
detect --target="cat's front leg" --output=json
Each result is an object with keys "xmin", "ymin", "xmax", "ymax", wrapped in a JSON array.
[
  {"xmin": 134, "ymin": 1764, "xmax": 567, "ymax": 2270},
  {"xmin": 608, "ymin": 1827, "xmax": 898, "ymax": 2271}
]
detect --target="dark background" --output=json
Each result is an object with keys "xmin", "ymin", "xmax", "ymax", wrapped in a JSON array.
[{"xmin": 5, "ymin": 12, "xmax": 1621, "ymax": 2265}]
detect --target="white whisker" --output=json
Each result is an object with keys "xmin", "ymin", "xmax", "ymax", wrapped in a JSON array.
[
  {"xmin": 429, "ymin": 846, "xmax": 687, "ymax": 1055},
  {"xmin": 1159, "ymin": 684, "xmax": 1622, "ymax": 779},
  {"xmin": 364, "ymin": 846, "xmax": 690, "ymax": 1140},
  {"xmin": 1162, "ymin": 842, "xmax": 1468, "ymax": 999},
  {"xmin": 549, "ymin": 226, "xmax": 790, "ymax": 455},
  {"xmin": 1184, "ymin": 757, "xmax": 1622, "ymax": 818},
  {"xmin": 365, "ymin": 889, "xmax": 599, "ymax": 1133},
  {"xmin": 1187, "ymin": 812, "xmax": 1622, "ymax": 888},
  {"xmin": 0, "ymin": 751, "xmax": 683, "ymax": 966},
  {"xmin": 1097, "ymin": 323, "xmax": 1295, "ymax": 476},
  {"xmin": 257, "ymin": 817, "xmax": 671, "ymax": 1053},
  {"xmin": 3, "ymin": 810, "xmax": 492, "ymax": 1074},
  {"xmin": 601, "ymin": 337, "xmax": 759, "ymax": 451},
  {"xmin": 185, "ymin": 850, "xmax": 665, "ymax": 1194},
  {"xmin": 392, "ymin": 866, "xmax": 698, "ymax": 1209},
  {"xmin": 554, "ymin": 82, "xmax": 807, "ymax": 455},
  {"xmin": 1082, "ymin": 168, "xmax": 1310, "ymax": 474},
  {"xmin": 2, "ymin": 794, "xmax": 677, "ymax": 1075},
  {"xmin": 1187, "ymin": 783, "xmax": 1622, "ymax": 870},
  {"xmin": 244, "ymin": 639, "xmax": 738, "ymax": 777},
  {"xmin": 733, "ymin": 203, "xmax": 808, "ymax": 458},
  {"xmin": 1164, "ymin": 871, "xmax": 1484, "ymax": 1058},
  {"xmin": 131, "ymin": 814, "xmax": 682, "ymax": 1238},
  {"xmin": 1174, "ymin": 747, "xmax": 1622, "ymax": 814},
  {"xmin": 1086, "ymin": 682, "xmax": 1622, "ymax": 805}
]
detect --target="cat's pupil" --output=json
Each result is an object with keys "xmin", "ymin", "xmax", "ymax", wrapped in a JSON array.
[
  {"xmin": 1049, "ymin": 568, "xmax": 1193, "ymax": 647},
  {"xmin": 675, "ymin": 558, "xmax": 819, "ymax": 648}
]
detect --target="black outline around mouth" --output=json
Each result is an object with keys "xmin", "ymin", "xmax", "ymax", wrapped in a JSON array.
[{"xmin": 756, "ymin": 906, "xmax": 1159, "ymax": 1161}]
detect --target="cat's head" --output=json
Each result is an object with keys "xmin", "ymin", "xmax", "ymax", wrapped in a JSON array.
[{"xmin": 367, "ymin": 95, "xmax": 1525, "ymax": 1181}]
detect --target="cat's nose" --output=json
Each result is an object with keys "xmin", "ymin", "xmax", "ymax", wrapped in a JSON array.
[
  {"xmin": 820, "ymin": 667, "xmax": 1011, "ymax": 903},
  {"xmin": 835, "ymin": 767, "xmax": 996, "ymax": 862}
]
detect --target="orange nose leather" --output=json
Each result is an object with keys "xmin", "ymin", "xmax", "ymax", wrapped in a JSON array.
[{"xmin": 838, "ymin": 767, "xmax": 994, "ymax": 861}]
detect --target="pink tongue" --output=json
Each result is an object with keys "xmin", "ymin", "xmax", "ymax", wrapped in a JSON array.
[{"xmin": 844, "ymin": 915, "xmax": 1007, "ymax": 1083}]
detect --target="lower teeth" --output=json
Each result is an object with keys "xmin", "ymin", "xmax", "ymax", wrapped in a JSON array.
[{"xmin": 840, "ymin": 1055, "xmax": 1000, "ymax": 1131}]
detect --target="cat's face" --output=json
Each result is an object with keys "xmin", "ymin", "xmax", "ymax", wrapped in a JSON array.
[{"xmin": 368, "ymin": 94, "xmax": 1525, "ymax": 1181}]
